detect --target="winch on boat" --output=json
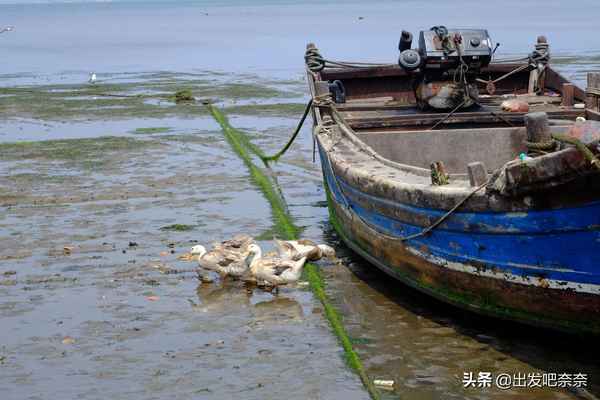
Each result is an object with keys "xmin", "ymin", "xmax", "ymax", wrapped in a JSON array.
[{"xmin": 397, "ymin": 26, "xmax": 493, "ymax": 110}]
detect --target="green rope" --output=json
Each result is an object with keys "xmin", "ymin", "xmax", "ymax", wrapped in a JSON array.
[
  {"xmin": 551, "ymin": 133, "xmax": 600, "ymax": 170},
  {"xmin": 261, "ymin": 99, "xmax": 313, "ymax": 163},
  {"xmin": 204, "ymin": 100, "xmax": 272, "ymax": 165},
  {"xmin": 526, "ymin": 134, "xmax": 600, "ymax": 170},
  {"xmin": 205, "ymin": 103, "xmax": 297, "ymax": 238},
  {"xmin": 205, "ymin": 103, "xmax": 381, "ymax": 400},
  {"xmin": 525, "ymin": 140, "xmax": 557, "ymax": 151}
]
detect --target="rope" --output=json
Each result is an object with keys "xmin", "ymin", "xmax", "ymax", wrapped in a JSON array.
[
  {"xmin": 261, "ymin": 99, "xmax": 313, "ymax": 163},
  {"xmin": 323, "ymin": 59, "xmax": 395, "ymax": 69},
  {"xmin": 525, "ymin": 140, "xmax": 557, "ymax": 151},
  {"xmin": 471, "ymin": 107, "xmax": 515, "ymax": 128},
  {"xmin": 552, "ymin": 133, "xmax": 600, "ymax": 170},
  {"xmin": 325, "ymin": 142, "xmax": 491, "ymax": 242},
  {"xmin": 524, "ymin": 134, "xmax": 600, "ymax": 170},
  {"xmin": 491, "ymin": 56, "xmax": 529, "ymax": 63},
  {"xmin": 399, "ymin": 180, "xmax": 489, "ymax": 241},
  {"xmin": 305, "ymin": 47, "xmax": 392, "ymax": 73},
  {"xmin": 205, "ymin": 94, "xmax": 319, "ymax": 165},
  {"xmin": 205, "ymin": 100, "xmax": 382, "ymax": 400},
  {"xmin": 315, "ymin": 92, "xmax": 492, "ymax": 242},
  {"xmin": 475, "ymin": 63, "xmax": 530, "ymax": 86},
  {"xmin": 530, "ymin": 41, "xmax": 550, "ymax": 65},
  {"xmin": 428, "ymin": 99, "xmax": 468, "ymax": 131},
  {"xmin": 305, "ymin": 47, "xmax": 326, "ymax": 72}
]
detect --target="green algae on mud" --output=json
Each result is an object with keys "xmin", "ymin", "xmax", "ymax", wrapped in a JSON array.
[
  {"xmin": 133, "ymin": 127, "xmax": 172, "ymax": 135},
  {"xmin": 197, "ymin": 82, "xmax": 300, "ymax": 100},
  {"xmin": 0, "ymin": 136, "xmax": 161, "ymax": 170},
  {"xmin": 0, "ymin": 78, "xmax": 302, "ymax": 122},
  {"xmin": 224, "ymin": 102, "xmax": 306, "ymax": 117},
  {"xmin": 173, "ymin": 89, "xmax": 195, "ymax": 103},
  {"xmin": 0, "ymin": 86, "xmax": 204, "ymax": 120},
  {"xmin": 205, "ymin": 103, "xmax": 297, "ymax": 239},
  {"xmin": 6, "ymin": 172, "xmax": 74, "ymax": 184},
  {"xmin": 160, "ymin": 224, "xmax": 196, "ymax": 232},
  {"xmin": 205, "ymin": 103, "xmax": 381, "ymax": 400}
]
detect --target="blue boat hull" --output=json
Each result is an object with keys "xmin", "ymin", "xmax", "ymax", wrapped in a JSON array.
[{"xmin": 318, "ymin": 142, "xmax": 600, "ymax": 334}]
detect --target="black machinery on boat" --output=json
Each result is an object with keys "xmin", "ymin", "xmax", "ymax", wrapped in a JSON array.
[
  {"xmin": 398, "ymin": 27, "xmax": 495, "ymax": 110},
  {"xmin": 322, "ymin": 26, "xmax": 552, "ymax": 113}
]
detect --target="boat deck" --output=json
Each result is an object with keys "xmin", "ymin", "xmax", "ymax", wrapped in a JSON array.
[{"xmin": 336, "ymin": 94, "xmax": 583, "ymax": 131}]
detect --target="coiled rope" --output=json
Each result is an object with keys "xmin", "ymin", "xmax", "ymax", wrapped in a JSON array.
[
  {"xmin": 305, "ymin": 46, "xmax": 393, "ymax": 73},
  {"xmin": 526, "ymin": 134, "xmax": 600, "ymax": 169}
]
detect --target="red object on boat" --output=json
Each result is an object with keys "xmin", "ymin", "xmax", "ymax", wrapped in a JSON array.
[
  {"xmin": 501, "ymin": 99, "xmax": 529, "ymax": 112},
  {"xmin": 567, "ymin": 120, "xmax": 600, "ymax": 145}
]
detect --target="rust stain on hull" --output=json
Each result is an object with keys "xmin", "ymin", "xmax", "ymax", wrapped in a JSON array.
[{"xmin": 326, "ymin": 188, "xmax": 600, "ymax": 335}]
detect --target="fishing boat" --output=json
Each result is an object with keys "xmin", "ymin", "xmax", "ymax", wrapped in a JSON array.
[{"xmin": 306, "ymin": 27, "xmax": 600, "ymax": 334}]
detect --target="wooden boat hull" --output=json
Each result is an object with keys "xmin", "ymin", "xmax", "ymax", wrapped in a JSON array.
[{"xmin": 317, "ymin": 140, "xmax": 600, "ymax": 335}]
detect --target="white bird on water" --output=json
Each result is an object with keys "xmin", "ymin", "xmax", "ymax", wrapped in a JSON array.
[
  {"xmin": 190, "ymin": 244, "xmax": 250, "ymax": 279},
  {"xmin": 0, "ymin": 26, "xmax": 14, "ymax": 35},
  {"xmin": 190, "ymin": 235, "xmax": 254, "ymax": 279},
  {"xmin": 274, "ymin": 238, "xmax": 335, "ymax": 261},
  {"xmin": 88, "ymin": 72, "xmax": 97, "ymax": 84},
  {"xmin": 246, "ymin": 243, "xmax": 307, "ymax": 289}
]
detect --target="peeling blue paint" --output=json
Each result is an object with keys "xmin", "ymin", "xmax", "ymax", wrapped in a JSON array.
[
  {"xmin": 337, "ymin": 177, "xmax": 600, "ymax": 234},
  {"xmin": 318, "ymin": 144, "xmax": 600, "ymax": 287}
]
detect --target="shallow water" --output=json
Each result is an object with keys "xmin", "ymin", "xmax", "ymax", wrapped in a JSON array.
[
  {"xmin": 0, "ymin": 127, "xmax": 367, "ymax": 399},
  {"xmin": 1, "ymin": 1, "xmax": 600, "ymax": 399}
]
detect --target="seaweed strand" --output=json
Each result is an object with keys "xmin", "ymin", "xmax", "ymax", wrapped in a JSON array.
[{"xmin": 205, "ymin": 103, "xmax": 381, "ymax": 400}]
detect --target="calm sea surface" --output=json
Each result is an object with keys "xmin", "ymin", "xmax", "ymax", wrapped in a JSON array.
[{"xmin": 1, "ymin": 0, "xmax": 599, "ymax": 82}]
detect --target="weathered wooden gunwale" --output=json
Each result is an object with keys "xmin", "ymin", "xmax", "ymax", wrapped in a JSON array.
[
  {"xmin": 316, "ymin": 126, "xmax": 600, "ymax": 333},
  {"xmin": 320, "ymin": 63, "xmax": 585, "ymax": 100}
]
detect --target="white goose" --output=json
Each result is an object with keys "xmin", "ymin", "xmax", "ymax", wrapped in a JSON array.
[
  {"xmin": 190, "ymin": 235, "xmax": 254, "ymax": 279},
  {"xmin": 247, "ymin": 244, "xmax": 307, "ymax": 288},
  {"xmin": 274, "ymin": 238, "xmax": 335, "ymax": 261},
  {"xmin": 212, "ymin": 234, "xmax": 254, "ymax": 254},
  {"xmin": 190, "ymin": 244, "xmax": 250, "ymax": 279}
]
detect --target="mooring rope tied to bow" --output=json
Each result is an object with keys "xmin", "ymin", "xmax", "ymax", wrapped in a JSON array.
[
  {"xmin": 261, "ymin": 94, "xmax": 336, "ymax": 164},
  {"xmin": 261, "ymin": 99, "xmax": 313, "ymax": 163}
]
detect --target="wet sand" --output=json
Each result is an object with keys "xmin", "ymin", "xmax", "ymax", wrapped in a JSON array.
[
  {"xmin": 1, "ymin": 71, "xmax": 599, "ymax": 399},
  {"xmin": 0, "ymin": 80, "xmax": 366, "ymax": 398}
]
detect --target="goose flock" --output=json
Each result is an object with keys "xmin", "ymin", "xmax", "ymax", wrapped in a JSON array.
[{"xmin": 190, "ymin": 235, "xmax": 335, "ymax": 289}]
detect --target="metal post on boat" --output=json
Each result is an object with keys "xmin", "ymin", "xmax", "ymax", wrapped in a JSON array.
[
  {"xmin": 467, "ymin": 162, "xmax": 488, "ymax": 187},
  {"xmin": 314, "ymin": 80, "xmax": 333, "ymax": 124},
  {"xmin": 561, "ymin": 83, "xmax": 575, "ymax": 108},
  {"xmin": 524, "ymin": 111, "xmax": 551, "ymax": 150},
  {"xmin": 528, "ymin": 36, "xmax": 549, "ymax": 94}
]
